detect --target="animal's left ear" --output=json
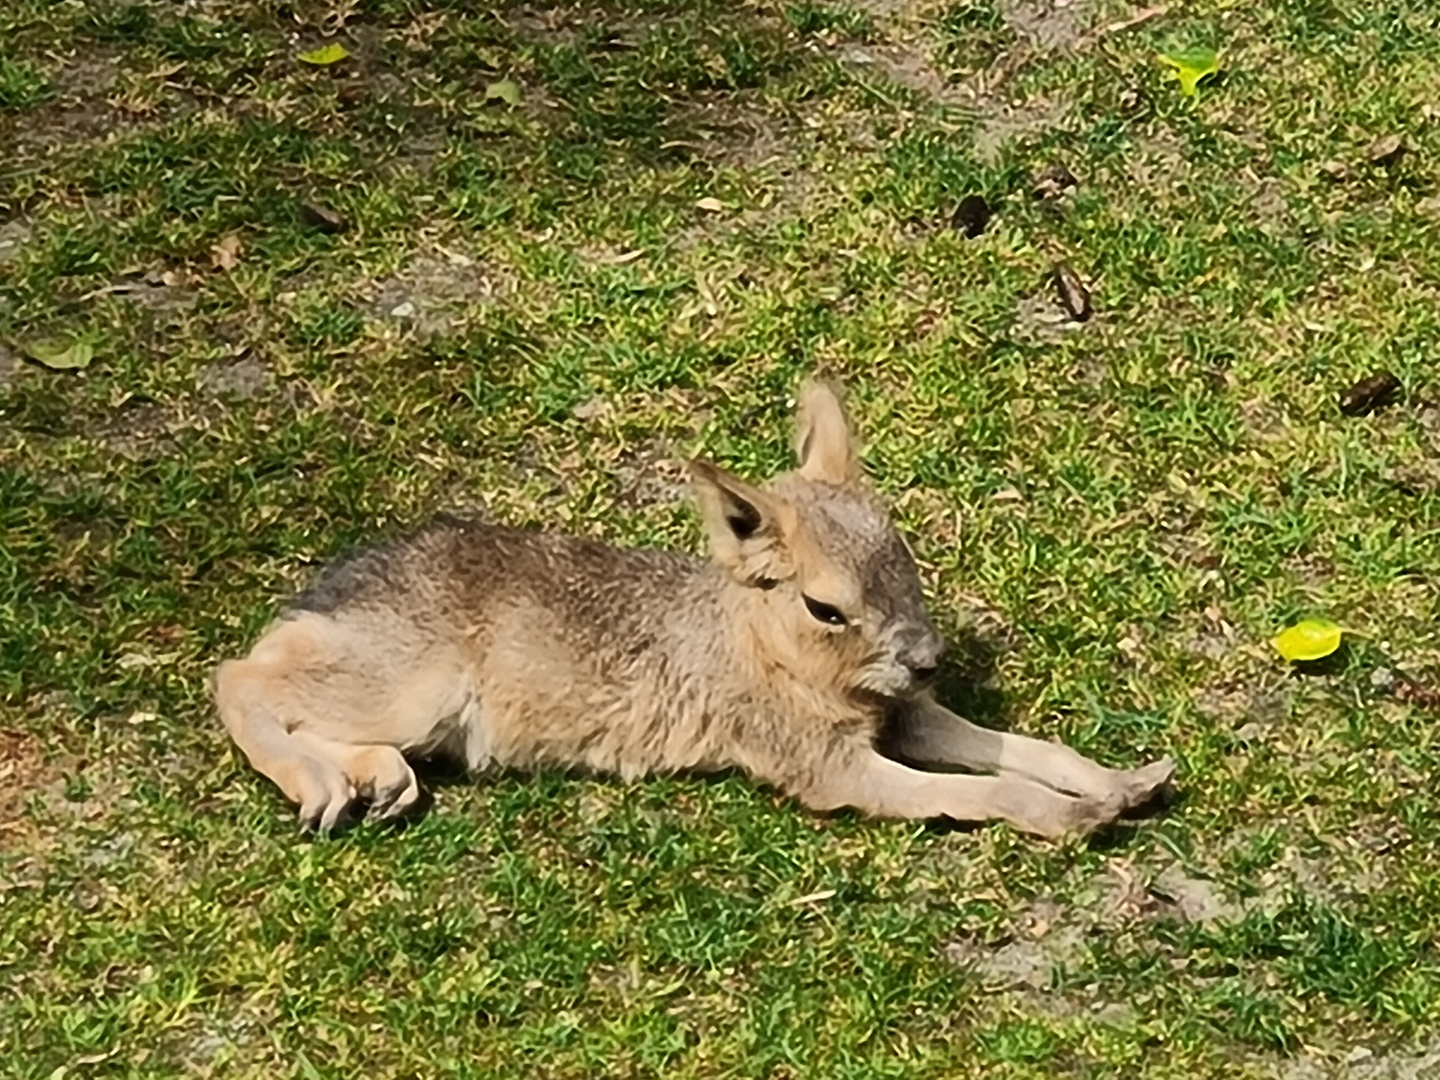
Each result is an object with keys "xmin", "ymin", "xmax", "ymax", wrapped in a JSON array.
[
  {"xmin": 687, "ymin": 459, "xmax": 796, "ymax": 586},
  {"xmin": 795, "ymin": 377, "xmax": 859, "ymax": 485}
]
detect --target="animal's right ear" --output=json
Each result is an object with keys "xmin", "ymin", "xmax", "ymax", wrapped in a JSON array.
[
  {"xmin": 794, "ymin": 377, "xmax": 859, "ymax": 485},
  {"xmin": 688, "ymin": 459, "xmax": 795, "ymax": 585}
]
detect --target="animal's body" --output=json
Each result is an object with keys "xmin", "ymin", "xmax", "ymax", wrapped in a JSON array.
[{"xmin": 214, "ymin": 378, "xmax": 1174, "ymax": 837}]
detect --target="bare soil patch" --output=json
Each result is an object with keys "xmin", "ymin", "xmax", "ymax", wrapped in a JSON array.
[{"xmin": 0, "ymin": 731, "xmax": 63, "ymax": 851}]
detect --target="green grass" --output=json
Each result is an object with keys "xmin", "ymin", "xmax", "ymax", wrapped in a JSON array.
[{"xmin": 4, "ymin": 0, "xmax": 1440, "ymax": 1075}]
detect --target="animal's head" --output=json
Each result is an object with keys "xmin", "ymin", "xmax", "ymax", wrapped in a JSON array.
[{"xmin": 689, "ymin": 377, "xmax": 944, "ymax": 699}]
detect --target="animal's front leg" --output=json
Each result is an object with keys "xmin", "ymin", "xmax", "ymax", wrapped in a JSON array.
[
  {"xmin": 883, "ymin": 695, "xmax": 1175, "ymax": 816},
  {"xmin": 793, "ymin": 749, "xmax": 1117, "ymax": 839}
]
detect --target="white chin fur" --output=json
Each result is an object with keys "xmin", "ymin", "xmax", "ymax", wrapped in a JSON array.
[{"xmin": 856, "ymin": 662, "xmax": 913, "ymax": 697}]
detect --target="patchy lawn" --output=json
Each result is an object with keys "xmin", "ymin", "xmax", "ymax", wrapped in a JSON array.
[{"xmin": 4, "ymin": 0, "xmax": 1440, "ymax": 1076}]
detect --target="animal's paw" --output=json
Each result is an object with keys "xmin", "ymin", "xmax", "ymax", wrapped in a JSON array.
[
  {"xmin": 1118, "ymin": 756, "xmax": 1176, "ymax": 813},
  {"xmin": 1064, "ymin": 794, "xmax": 1124, "ymax": 838},
  {"xmin": 1021, "ymin": 789, "xmax": 1120, "ymax": 841},
  {"xmin": 351, "ymin": 746, "xmax": 422, "ymax": 823},
  {"xmin": 294, "ymin": 760, "xmax": 358, "ymax": 834}
]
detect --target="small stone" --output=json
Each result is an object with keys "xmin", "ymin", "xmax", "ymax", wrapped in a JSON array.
[
  {"xmin": 1370, "ymin": 667, "xmax": 1397, "ymax": 692},
  {"xmin": 389, "ymin": 300, "xmax": 416, "ymax": 319},
  {"xmin": 1319, "ymin": 159, "xmax": 1352, "ymax": 182},
  {"xmin": 1365, "ymin": 134, "xmax": 1405, "ymax": 165},
  {"xmin": 1234, "ymin": 722, "xmax": 1264, "ymax": 743},
  {"xmin": 572, "ymin": 396, "xmax": 606, "ymax": 421},
  {"xmin": 1345, "ymin": 1046, "xmax": 1374, "ymax": 1065}
]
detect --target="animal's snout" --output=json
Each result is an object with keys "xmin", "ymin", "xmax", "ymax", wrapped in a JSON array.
[{"xmin": 899, "ymin": 631, "xmax": 946, "ymax": 682}]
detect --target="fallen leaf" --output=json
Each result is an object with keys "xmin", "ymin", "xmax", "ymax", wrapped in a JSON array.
[
  {"xmin": 1271, "ymin": 619, "xmax": 1343, "ymax": 663},
  {"xmin": 590, "ymin": 248, "xmax": 644, "ymax": 265},
  {"xmin": 1338, "ymin": 371, "xmax": 1401, "ymax": 417},
  {"xmin": 572, "ymin": 396, "xmax": 607, "ymax": 421},
  {"xmin": 951, "ymin": 194, "xmax": 990, "ymax": 239},
  {"xmin": 24, "ymin": 339, "xmax": 94, "ymax": 371},
  {"xmin": 694, "ymin": 196, "xmax": 725, "ymax": 213},
  {"xmin": 787, "ymin": 889, "xmax": 837, "ymax": 906},
  {"xmin": 301, "ymin": 201, "xmax": 348, "ymax": 233},
  {"xmin": 298, "ymin": 43, "xmax": 350, "ymax": 66},
  {"xmin": 484, "ymin": 79, "xmax": 521, "ymax": 106},
  {"xmin": 1053, "ymin": 263, "xmax": 1092, "ymax": 321},
  {"xmin": 210, "ymin": 233, "xmax": 243, "ymax": 272},
  {"xmin": 1157, "ymin": 47, "xmax": 1220, "ymax": 98},
  {"xmin": 695, "ymin": 272, "xmax": 720, "ymax": 317}
]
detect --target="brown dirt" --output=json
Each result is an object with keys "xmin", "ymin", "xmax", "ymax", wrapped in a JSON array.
[
  {"xmin": 361, "ymin": 250, "xmax": 512, "ymax": 337},
  {"xmin": 97, "ymin": 400, "xmax": 183, "ymax": 461},
  {"xmin": 999, "ymin": 0, "xmax": 1091, "ymax": 54},
  {"xmin": 199, "ymin": 355, "xmax": 270, "ymax": 401},
  {"xmin": 1281, "ymin": 1042, "xmax": 1440, "ymax": 1079},
  {"xmin": 0, "ymin": 342, "xmax": 21, "ymax": 392},
  {"xmin": 973, "ymin": 97, "xmax": 1068, "ymax": 164},
  {"xmin": 668, "ymin": 94, "xmax": 799, "ymax": 171},
  {"xmin": 841, "ymin": 42, "xmax": 963, "ymax": 103},
  {"xmin": 0, "ymin": 731, "xmax": 62, "ymax": 851}
]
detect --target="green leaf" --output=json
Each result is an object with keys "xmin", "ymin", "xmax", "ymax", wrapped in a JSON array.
[
  {"xmin": 1157, "ymin": 47, "xmax": 1220, "ymax": 98},
  {"xmin": 24, "ymin": 339, "xmax": 94, "ymax": 371},
  {"xmin": 1271, "ymin": 619, "xmax": 1344, "ymax": 663},
  {"xmin": 298, "ymin": 43, "xmax": 350, "ymax": 66},
  {"xmin": 484, "ymin": 78, "xmax": 521, "ymax": 107}
]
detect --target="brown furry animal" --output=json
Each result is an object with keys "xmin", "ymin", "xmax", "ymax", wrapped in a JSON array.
[{"xmin": 214, "ymin": 378, "xmax": 1174, "ymax": 838}]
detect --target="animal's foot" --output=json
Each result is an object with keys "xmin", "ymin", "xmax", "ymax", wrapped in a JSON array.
[
  {"xmin": 295, "ymin": 759, "xmax": 358, "ymax": 834},
  {"xmin": 1118, "ymin": 756, "xmax": 1177, "ymax": 813}
]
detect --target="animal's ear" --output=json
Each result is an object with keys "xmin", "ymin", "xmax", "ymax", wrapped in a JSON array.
[
  {"xmin": 794, "ymin": 377, "xmax": 859, "ymax": 485},
  {"xmin": 688, "ymin": 459, "xmax": 795, "ymax": 585}
]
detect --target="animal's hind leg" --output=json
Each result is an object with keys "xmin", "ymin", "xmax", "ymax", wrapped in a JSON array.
[
  {"xmin": 216, "ymin": 612, "xmax": 469, "ymax": 831},
  {"xmin": 214, "ymin": 656, "xmax": 358, "ymax": 832}
]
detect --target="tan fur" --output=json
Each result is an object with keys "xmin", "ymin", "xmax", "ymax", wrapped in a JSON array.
[{"xmin": 213, "ymin": 377, "xmax": 1175, "ymax": 838}]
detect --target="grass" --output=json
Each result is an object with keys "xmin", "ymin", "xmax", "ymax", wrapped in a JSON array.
[{"xmin": 4, "ymin": 0, "xmax": 1440, "ymax": 1075}]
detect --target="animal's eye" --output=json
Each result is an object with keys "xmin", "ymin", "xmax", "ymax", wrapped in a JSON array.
[{"xmin": 802, "ymin": 595, "xmax": 847, "ymax": 626}]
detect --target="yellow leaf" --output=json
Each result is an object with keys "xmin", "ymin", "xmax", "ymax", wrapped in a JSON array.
[
  {"xmin": 24, "ymin": 339, "xmax": 94, "ymax": 371},
  {"xmin": 1271, "ymin": 619, "xmax": 1343, "ymax": 663},
  {"xmin": 484, "ymin": 79, "xmax": 521, "ymax": 106},
  {"xmin": 298, "ymin": 43, "xmax": 350, "ymax": 66},
  {"xmin": 1157, "ymin": 47, "xmax": 1220, "ymax": 98}
]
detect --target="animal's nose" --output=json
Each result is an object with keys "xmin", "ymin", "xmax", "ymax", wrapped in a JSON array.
[{"xmin": 901, "ymin": 633, "xmax": 946, "ymax": 681}]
